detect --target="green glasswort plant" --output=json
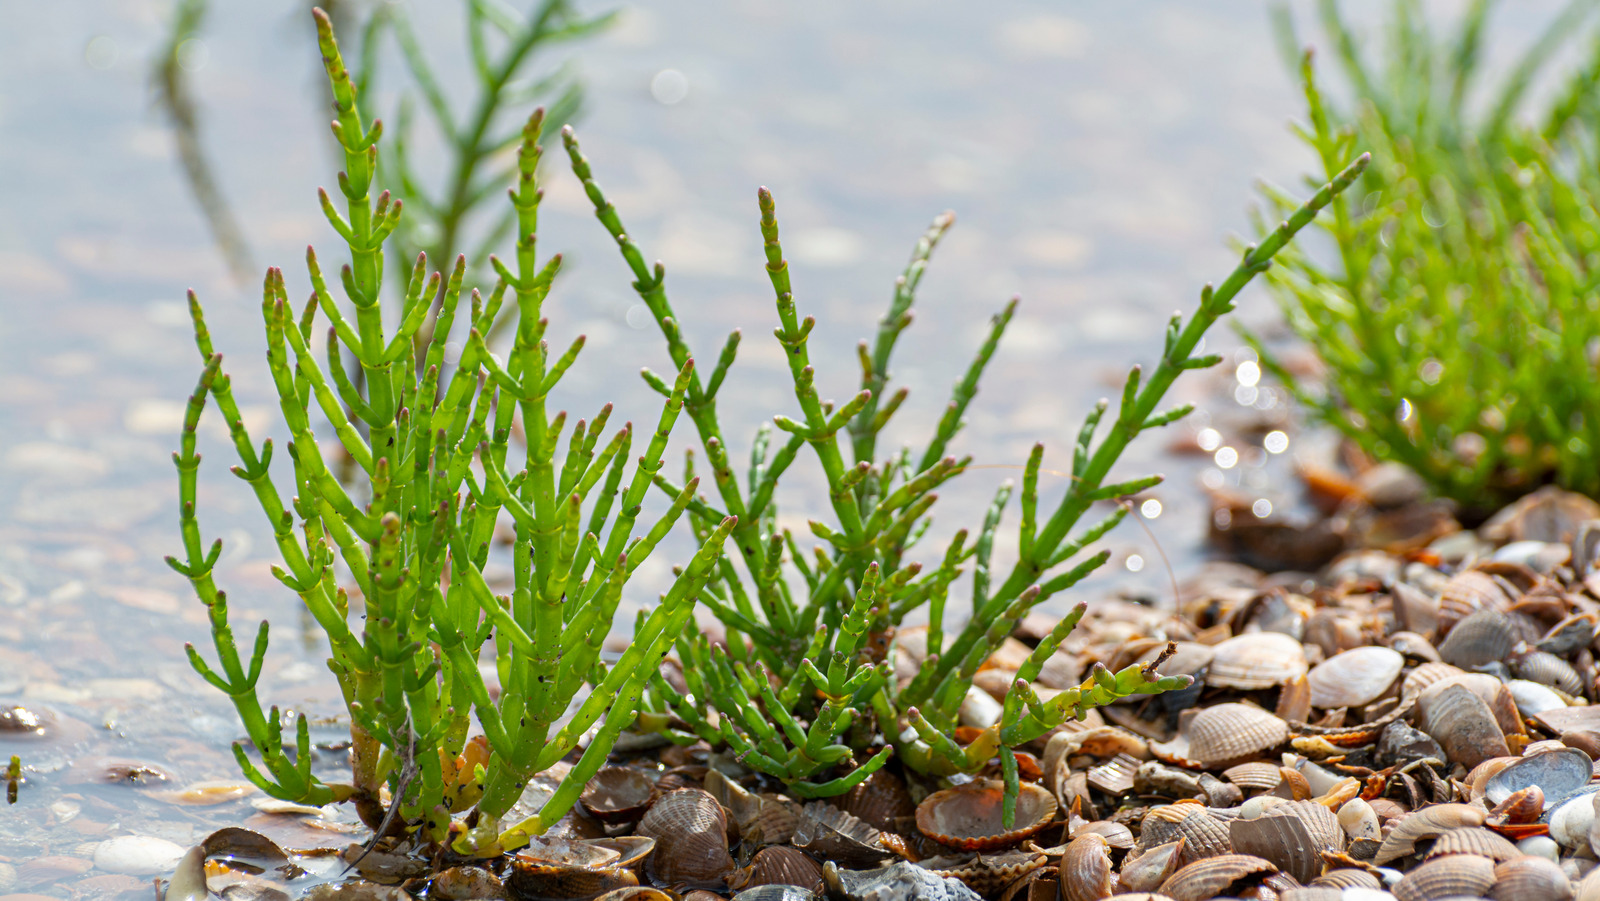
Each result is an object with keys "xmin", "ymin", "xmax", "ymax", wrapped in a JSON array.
[
  {"xmin": 1246, "ymin": 0, "xmax": 1600, "ymax": 512},
  {"xmin": 170, "ymin": 10, "xmax": 726, "ymax": 855},
  {"xmin": 560, "ymin": 124, "xmax": 1368, "ymax": 807}
]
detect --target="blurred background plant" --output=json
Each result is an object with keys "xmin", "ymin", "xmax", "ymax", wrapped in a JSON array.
[
  {"xmin": 154, "ymin": 0, "xmax": 611, "ymax": 308},
  {"xmin": 170, "ymin": 11, "xmax": 718, "ymax": 855},
  {"xmin": 1245, "ymin": 0, "xmax": 1600, "ymax": 517}
]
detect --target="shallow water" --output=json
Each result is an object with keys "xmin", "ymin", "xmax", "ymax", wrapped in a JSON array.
[{"xmin": 0, "ymin": 0, "xmax": 1570, "ymax": 891}]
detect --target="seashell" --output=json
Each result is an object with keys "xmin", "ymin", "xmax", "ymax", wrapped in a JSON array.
[
  {"xmin": 1134, "ymin": 762, "xmax": 1204, "ymax": 801},
  {"xmin": 581, "ymin": 767, "xmax": 656, "ymax": 826},
  {"xmin": 1172, "ymin": 810, "xmax": 1233, "ymax": 864},
  {"xmin": 839, "ymin": 768, "xmax": 916, "ymax": 833},
  {"xmin": 1509, "ymin": 679, "xmax": 1569, "ymax": 717},
  {"xmin": 925, "ymin": 848, "xmax": 1045, "ymax": 895},
  {"xmin": 1516, "ymin": 650, "xmax": 1585, "ymax": 696},
  {"xmin": 1401, "ymin": 661, "xmax": 1467, "ymax": 700},
  {"xmin": 1310, "ymin": 868, "xmax": 1383, "ymax": 889},
  {"xmin": 1279, "ymin": 889, "xmax": 1340, "ymax": 901},
  {"xmin": 1140, "ymin": 802, "xmax": 1206, "ymax": 848},
  {"xmin": 1234, "ymin": 800, "xmax": 1343, "ymax": 882},
  {"xmin": 915, "ymin": 780, "xmax": 1057, "ymax": 852},
  {"xmin": 1306, "ymin": 647, "xmax": 1405, "ymax": 709},
  {"xmin": 1374, "ymin": 804, "xmax": 1487, "ymax": 865},
  {"xmin": 431, "ymin": 866, "xmax": 508, "ymax": 901},
  {"xmin": 973, "ymin": 667, "xmax": 1020, "ymax": 702},
  {"xmin": 1415, "ymin": 681, "xmax": 1510, "ymax": 770},
  {"xmin": 636, "ymin": 788, "xmax": 735, "ymax": 889},
  {"xmin": 1392, "ymin": 582, "xmax": 1441, "ymax": 640},
  {"xmin": 1422, "ymin": 826, "xmax": 1520, "ymax": 862},
  {"xmin": 794, "ymin": 802, "xmax": 891, "ymax": 868},
  {"xmin": 1240, "ymin": 795, "xmax": 1290, "ymax": 819},
  {"xmin": 726, "ymin": 846, "xmax": 824, "ymax": 894},
  {"xmin": 1060, "ymin": 834, "xmax": 1114, "ymax": 901},
  {"xmin": 1486, "ymin": 748, "xmax": 1592, "ymax": 810},
  {"xmin": 1488, "ymin": 855, "xmax": 1573, "ymax": 901},
  {"xmin": 1075, "ymin": 820, "xmax": 1136, "ymax": 850},
  {"xmin": 1206, "ymin": 633, "xmax": 1308, "ymax": 690},
  {"xmin": 1156, "ymin": 854, "xmax": 1278, "ymax": 901},
  {"xmin": 1482, "ymin": 485, "xmax": 1600, "ymax": 545},
  {"xmin": 1277, "ymin": 674, "xmax": 1313, "ymax": 724},
  {"xmin": 1338, "ymin": 798, "xmax": 1380, "ymax": 843},
  {"xmin": 1547, "ymin": 788, "xmax": 1600, "ymax": 848},
  {"xmin": 1437, "ymin": 608, "xmax": 1515, "ymax": 669},
  {"xmin": 1520, "ymin": 834, "xmax": 1562, "ymax": 862},
  {"xmin": 1197, "ymin": 773, "xmax": 1243, "ymax": 808},
  {"xmin": 1541, "ymin": 613, "xmax": 1600, "ymax": 655},
  {"xmin": 1184, "ymin": 703, "xmax": 1289, "ymax": 767},
  {"xmin": 729, "ymin": 887, "xmax": 824, "ymax": 901},
  {"xmin": 1487, "ymin": 786, "xmax": 1546, "ymax": 826},
  {"xmin": 91, "ymin": 835, "xmax": 187, "ymax": 876},
  {"xmin": 1119, "ymin": 840, "xmax": 1186, "ymax": 892},
  {"xmin": 1391, "ymin": 853, "xmax": 1494, "ymax": 901},
  {"xmin": 1378, "ymin": 721, "xmax": 1447, "ymax": 768},
  {"xmin": 1086, "ymin": 754, "xmax": 1141, "ymax": 796},
  {"xmin": 1436, "ymin": 570, "xmax": 1513, "ymax": 636},
  {"xmin": 822, "ymin": 859, "xmax": 982, "ymax": 901},
  {"xmin": 1390, "ymin": 630, "xmax": 1442, "ymax": 663},
  {"xmin": 961, "ymin": 686, "xmax": 1004, "ymax": 729},
  {"xmin": 1223, "ymin": 762, "xmax": 1283, "ymax": 793}
]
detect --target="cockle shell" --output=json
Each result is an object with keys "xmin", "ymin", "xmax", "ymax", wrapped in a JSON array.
[
  {"xmin": 1438, "ymin": 608, "xmax": 1515, "ymax": 669},
  {"xmin": 822, "ymin": 860, "xmax": 981, "ymax": 901},
  {"xmin": 1516, "ymin": 651, "xmax": 1585, "ymax": 696},
  {"xmin": 1374, "ymin": 804, "xmax": 1487, "ymax": 864},
  {"xmin": 1489, "ymin": 856, "xmax": 1573, "ymax": 901},
  {"xmin": 1306, "ymin": 646, "xmax": 1405, "ymax": 709},
  {"xmin": 1415, "ymin": 682, "xmax": 1510, "ymax": 770},
  {"xmin": 726, "ymin": 846, "xmax": 824, "ymax": 894},
  {"xmin": 1060, "ymin": 833, "xmax": 1114, "ymax": 901},
  {"xmin": 1421, "ymin": 827, "xmax": 1520, "ymax": 862},
  {"xmin": 1391, "ymin": 853, "xmax": 1494, "ymax": 901},
  {"xmin": 1227, "ymin": 800, "xmax": 1344, "ymax": 883},
  {"xmin": 1206, "ymin": 633, "xmax": 1308, "ymax": 690},
  {"xmin": 636, "ymin": 789, "xmax": 734, "ymax": 889},
  {"xmin": 793, "ymin": 802, "xmax": 891, "ymax": 868},
  {"xmin": 1172, "ymin": 810, "xmax": 1233, "ymax": 864},
  {"xmin": 1157, "ymin": 854, "xmax": 1278, "ymax": 901},
  {"xmin": 1118, "ymin": 840, "xmax": 1186, "ymax": 893},
  {"xmin": 1184, "ymin": 704, "xmax": 1289, "ymax": 767},
  {"xmin": 915, "ymin": 780, "xmax": 1057, "ymax": 852}
]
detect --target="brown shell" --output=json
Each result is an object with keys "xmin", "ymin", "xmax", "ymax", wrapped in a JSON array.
[
  {"xmin": 1223, "ymin": 762, "xmax": 1284, "ymax": 793},
  {"xmin": 1515, "ymin": 650, "xmax": 1585, "ymax": 695},
  {"xmin": 1421, "ymin": 826, "xmax": 1520, "ymax": 862},
  {"xmin": 1305, "ymin": 646, "xmax": 1405, "ymax": 709},
  {"xmin": 1206, "ymin": 633, "xmax": 1308, "ymax": 690},
  {"xmin": 1415, "ymin": 681, "xmax": 1510, "ymax": 770},
  {"xmin": 838, "ymin": 769, "xmax": 916, "ymax": 833},
  {"xmin": 1391, "ymin": 853, "xmax": 1494, "ymax": 901},
  {"xmin": 1374, "ymin": 804, "xmax": 1488, "ymax": 865},
  {"xmin": 1138, "ymin": 803, "xmax": 1205, "ymax": 849},
  {"xmin": 580, "ymin": 767, "xmax": 656, "ymax": 826},
  {"xmin": 726, "ymin": 846, "xmax": 824, "ymax": 894},
  {"xmin": 915, "ymin": 780, "xmax": 1057, "ymax": 852},
  {"xmin": 1172, "ymin": 810, "xmax": 1233, "ymax": 865},
  {"xmin": 507, "ymin": 858, "xmax": 640, "ymax": 899},
  {"xmin": 1118, "ymin": 840, "xmax": 1185, "ymax": 893},
  {"xmin": 1489, "ymin": 855, "xmax": 1574, "ymax": 901},
  {"xmin": 1437, "ymin": 570, "xmax": 1512, "ymax": 636},
  {"xmin": 1227, "ymin": 800, "xmax": 1344, "ymax": 883},
  {"xmin": 925, "ymin": 848, "xmax": 1045, "ymax": 894},
  {"xmin": 793, "ymin": 802, "xmax": 890, "ymax": 868},
  {"xmin": 1156, "ymin": 854, "xmax": 1278, "ymax": 901},
  {"xmin": 636, "ymin": 788, "xmax": 734, "ymax": 889},
  {"xmin": 1310, "ymin": 869, "xmax": 1383, "ymax": 890},
  {"xmin": 1085, "ymin": 754, "xmax": 1141, "ymax": 796},
  {"xmin": 1185, "ymin": 703, "xmax": 1289, "ymax": 767},
  {"xmin": 1075, "ymin": 820, "xmax": 1136, "ymax": 850},
  {"xmin": 1401, "ymin": 661, "xmax": 1467, "ymax": 699},
  {"xmin": 1438, "ymin": 608, "xmax": 1515, "ymax": 669},
  {"xmin": 1060, "ymin": 834, "xmax": 1114, "ymax": 901}
]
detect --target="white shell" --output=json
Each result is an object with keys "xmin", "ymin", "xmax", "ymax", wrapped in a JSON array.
[
  {"xmin": 1508, "ymin": 679, "xmax": 1568, "ymax": 716},
  {"xmin": 1520, "ymin": 835, "xmax": 1561, "ymax": 863},
  {"xmin": 91, "ymin": 835, "xmax": 187, "ymax": 875},
  {"xmin": 1548, "ymin": 789, "xmax": 1600, "ymax": 848},
  {"xmin": 1338, "ymin": 798, "xmax": 1380, "ymax": 842},
  {"xmin": 1306, "ymin": 646, "xmax": 1405, "ymax": 709}
]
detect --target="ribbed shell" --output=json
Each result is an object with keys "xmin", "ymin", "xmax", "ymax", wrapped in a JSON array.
[
  {"xmin": 839, "ymin": 769, "xmax": 916, "ymax": 834},
  {"xmin": 1416, "ymin": 681, "xmax": 1510, "ymax": 770},
  {"xmin": 1402, "ymin": 661, "xmax": 1467, "ymax": 699},
  {"xmin": 1515, "ymin": 650, "xmax": 1585, "ymax": 695},
  {"xmin": 726, "ymin": 846, "xmax": 824, "ymax": 894},
  {"xmin": 1206, "ymin": 633, "xmax": 1308, "ymax": 690},
  {"xmin": 1139, "ymin": 803, "xmax": 1205, "ymax": 850},
  {"xmin": 1075, "ymin": 820, "xmax": 1136, "ymax": 850},
  {"xmin": 1060, "ymin": 834, "xmax": 1114, "ymax": 901},
  {"xmin": 1086, "ymin": 754, "xmax": 1140, "ymax": 796},
  {"xmin": 1374, "ymin": 804, "xmax": 1488, "ymax": 865},
  {"xmin": 1306, "ymin": 646, "xmax": 1405, "ymax": 709},
  {"xmin": 1438, "ymin": 608, "xmax": 1515, "ymax": 669},
  {"xmin": 928, "ymin": 849, "xmax": 1044, "ymax": 895},
  {"xmin": 636, "ymin": 788, "xmax": 735, "ymax": 889},
  {"xmin": 1156, "ymin": 854, "xmax": 1278, "ymax": 901},
  {"xmin": 1437, "ymin": 570, "xmax": 1511, "ymax": 635},
  {"xmin": 1185, "ymin": 703, "xmax": 1289, "ymax": 766},
  {"xmin": 1391, "ymin": 853, "xmax": 1495, "ymax": 901},
  {"xmin": 1227, "ymin": 800, "xmax": 1344, "ymax": 883},
  {"xmin": 1310, "ymin": 868, "xmax": 1383, "ymax": 889},
  {"xmin": 580, "ymin": 767, "xmax": 656, "ymax": 825},
  {"xmin": 1489, "ymin": 855, "xmax": 1574, "ymax": 901},
  {"xmin": 793, "ymin": 802, "xmax": 890, "ymax": 868},
  {"xmin": 1172, "ymin": 810, "xmax": 1233, "ymax": 865},
  {"xmin": 1422, "ymin": 827, "xmax": 1521, "ymax": 862},
  {"xmin": 915, "ymin": 780, "xmax": 1057, "ymax": 852},
  {"xmin": 1223, "ymin": 762, "xmax": 1284, "ymax": 792}
]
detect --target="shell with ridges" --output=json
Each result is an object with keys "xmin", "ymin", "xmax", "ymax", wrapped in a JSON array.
[
  {"xmin": 1438, "ymin": 608, "xmax": 1515, "ymax": 669},
  {"xmin": 1415, "ymin": 681, "xmax": 1510, "ymax": 770},
  {"xmin": 1172, "ymin": 810, "xmax": 1232, "ymax": 865},
  {"xmin": 1516, "ymin": 650, "xmax": 1585, "ymax": 696},
  {"xmin": 1206, "ymin": 633, "xmax": 1308, "ymax": 690},
  {"xmin": 1184, "ymin": 703, "xmax": 1289, "ymax": 767},
  {"xmin": 915, "ymin": 780, "xmax": 1057, "ymax": 852},
  {"xmin": 726, "ymin": 846, "xmax": 824, "ymax": 894},
  {"xmin": 1118, "ymin": 840, "xmax": 1185, "ymax": 893},
  {"xmin": 1310, "ymin": 869, "xmax": 1383, "ymax": 890},
  {"xmin": 793, "ymin": 801, "xmax": 890, "ymax": 868},
  {"xmin": 1223, "ymin": 762, "xmax": 1284, "ymax": 793},
  {"xmin": 1156, "ymin": 854, "xmax": 1278, "ymax": 901},
  {"xmin": 1060, "ymin": 834, "xmax": 1114, "ymax": 901},
  {"xmin": 1488, "ymin": 855, "xmax": 1573, "ymax": 901},
  {"xmin": 822, "ymin": 859, "xmax": 982, "ymax": 901},
  {"xmin": 636, "ymin": 788, "xmax": 734, "ymax": 890},
  {"xmin": 1391, "ymin": 853, "xmax": 1494, "ymax": 901},
  {"xmin": 1227, "ymin": 799, "xmax": 1343, "ymax": 883},
  {"xmin": 1374, "ymin": 803, "xmax": 1487, "ymax": 865},
  {"xmin": 1421, "ymin": 827, "xmax": 1520, "ymax": 862}
]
